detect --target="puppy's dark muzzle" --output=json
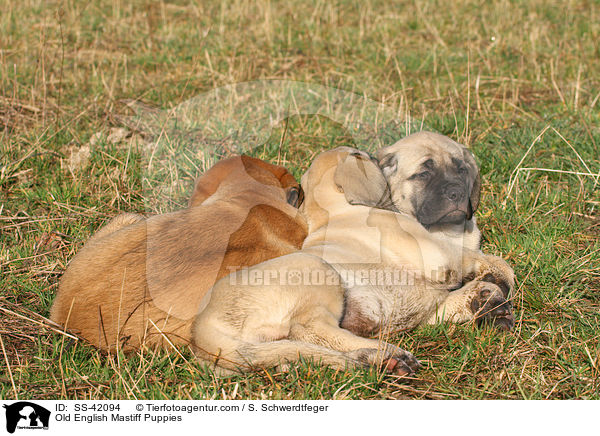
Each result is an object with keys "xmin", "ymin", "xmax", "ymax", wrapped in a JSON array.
[
  {"xmin": 443, "ymin": 183, "xmax": 466, "ymax": 204},
  {"xmin": 417, "ymin": 180, "xmax": 470, "ymax": 226}
]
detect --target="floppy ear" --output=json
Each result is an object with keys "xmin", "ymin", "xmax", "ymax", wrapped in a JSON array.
[
  {"xmin": 378, "ymin": 152, "xmax": 398, "ymax": 178},
  {"xmin": 286, "ymin": 185, "xmax": 304, "ymax": 208},
  {"xmin": 334, "ymin": 151, "xmax": 395, "ymax": 210},
  {"xmin": 463, "ymin": 148, "xmax": 481, "ymax": 219},
  {"xmin": 467, "ymin": 171, "xmax": 481, "ymax": 219}
]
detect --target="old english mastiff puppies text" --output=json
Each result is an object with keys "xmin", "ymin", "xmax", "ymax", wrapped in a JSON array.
[{"xmin": 50, "ymin": 155, "xmax": 307, "ymax": 351}]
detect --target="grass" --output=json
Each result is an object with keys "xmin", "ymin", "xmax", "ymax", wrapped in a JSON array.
[{"xmin": 1, "ymin": 0, "xmax": 599, "ymax": 399}]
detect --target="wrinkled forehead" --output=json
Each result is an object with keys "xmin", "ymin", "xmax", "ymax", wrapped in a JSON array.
[{"xmin": 381, "ymin": 132, "xmax": 467, "ymax": 172}]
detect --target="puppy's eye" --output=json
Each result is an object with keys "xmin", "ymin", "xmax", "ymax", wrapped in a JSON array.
[
  {"xmin": 411, "ymin": 171, "xmax": 431, "ymax": 180},
  {"xmin": 458, "ymin": 167, "xmax": 468, "ymax": 175},
  {"xmin": 408, "ymin": 171, "xmax": 431, "ymax": 181}
]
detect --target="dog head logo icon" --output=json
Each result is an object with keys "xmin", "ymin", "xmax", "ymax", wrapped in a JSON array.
[{"xmin": 3, "ymin": 402, "xmax": 50, "ymax": 434}]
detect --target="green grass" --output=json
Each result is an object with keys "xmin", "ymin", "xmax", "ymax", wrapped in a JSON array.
[{"xmin": 1, "ymin": 0, "xmax": 599, "ymax": 399}]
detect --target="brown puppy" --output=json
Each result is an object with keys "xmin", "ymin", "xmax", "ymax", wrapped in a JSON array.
[{"xmin": 50, "ymin": 155, "xmax": 307, "ymax": 351}]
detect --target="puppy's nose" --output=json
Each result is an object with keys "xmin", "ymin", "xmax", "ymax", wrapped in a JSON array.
[{"xmin": 443, "ymin": 184, "xmax": 465, "ymax": 203}]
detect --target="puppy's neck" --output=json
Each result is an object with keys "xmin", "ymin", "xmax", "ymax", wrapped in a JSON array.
[{"xmin": 426, "ymin": 218, "xmax": 481, "ymax": 251}]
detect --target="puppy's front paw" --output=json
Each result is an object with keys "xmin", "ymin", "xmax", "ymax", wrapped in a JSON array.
[
  {"xmin": 479, "ymin": 255, "xmax": 515, "ymax": 298},
  {"xmin": 470, "ymin": 282, "xmax": 514, "ymax": 331},
  {"xmin": 349, "ymin": 346, "xmax": 421, "ymax": 376}
]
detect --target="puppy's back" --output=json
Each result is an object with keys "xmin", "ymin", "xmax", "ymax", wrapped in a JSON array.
[{"xmin": 50, "ymin": 214, "xmax": 151, "ymax": 349}]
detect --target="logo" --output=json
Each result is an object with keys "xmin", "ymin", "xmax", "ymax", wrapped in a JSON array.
[{"xmin": 2, "ymin": 402, "xmax": 50, "ymax": 434}]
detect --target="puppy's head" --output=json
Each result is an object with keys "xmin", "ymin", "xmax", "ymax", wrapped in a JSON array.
[
  {"xmin": 300, "ymin": 147, "xmax": 392, "ymax": 220},
  {"xmin": 239, "ymin": 156, "xmax": 304, "ymax": 207},
  {"xmin": 189, "ymin": 155, "xmax": 303, "ymax": 208},
  {"xmin": 377, "ymin": 131, "xmax": 480, "ymax": 227}
]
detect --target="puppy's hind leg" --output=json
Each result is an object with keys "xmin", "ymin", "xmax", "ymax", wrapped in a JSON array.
[
  {"xmin": 288, "ymin": 312, "xmax": 421, "ymax": 376},
  {"xmin": 192, "ymin": 314, "xmax": 363, "ymax": 374}
]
